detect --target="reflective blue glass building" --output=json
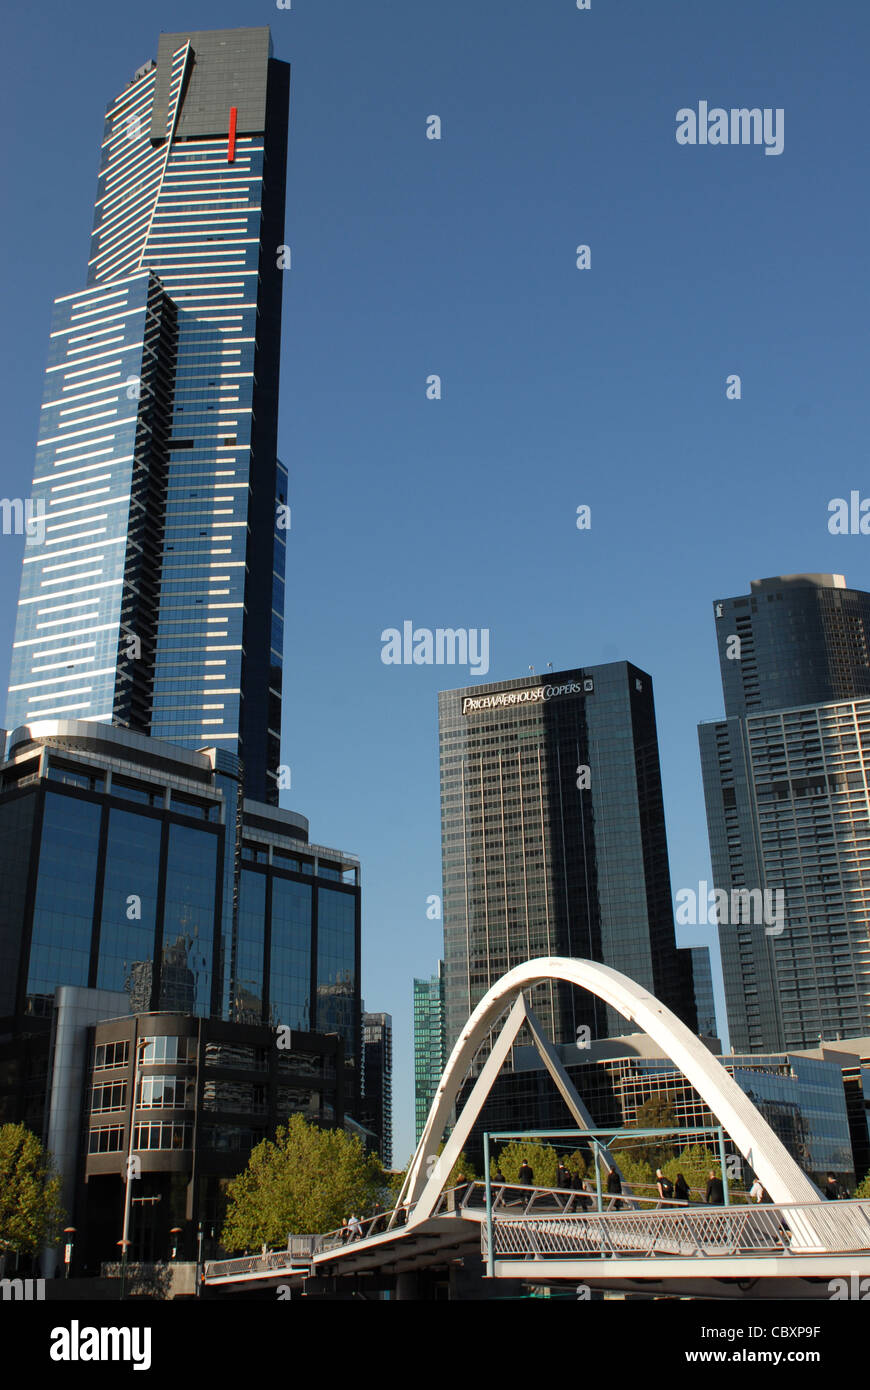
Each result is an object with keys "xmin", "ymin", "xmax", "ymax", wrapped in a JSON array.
[
  {"xmin": 0, "ymin": 720, "xmax": 361, "ymax": 1098},
  {"xmin": 5, "ymin": 28, "xmax": 289, "ymax": 805}
]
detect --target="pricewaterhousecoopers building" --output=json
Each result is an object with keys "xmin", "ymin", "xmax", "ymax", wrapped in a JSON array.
[
  {"xmin": 0, "ymin": 30, "xmax": 362, "ymax": 1275},
  {"xmin": 438, "ymin": 663, "xmax": 700, "ymax": 1060}
]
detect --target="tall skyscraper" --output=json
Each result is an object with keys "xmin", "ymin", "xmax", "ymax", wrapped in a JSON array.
[
  {"xmin": 6, "ymin": 28, "xmax": 290, "ymax": 804},
  {"xmin": 700, "ymin": 574, "xmax": 870, "ymax": 1052},
  {"xmin": 413, "ymin": 962, "xmax": 446, "ymax": 1143},
  {"xmin": 438, "ymin": 664, "xmax": 696, "ymax": 1059},
  {"xmin": 0, "ymin": 32, "xmax": 365, "ymax": 1270},
  {"xmin": 360, "ymin": 1011, "xmax": 393, "ymax": 1168}
]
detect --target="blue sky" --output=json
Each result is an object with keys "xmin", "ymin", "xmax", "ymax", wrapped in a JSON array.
[{"xmin": 2, "ymin": 0, "xmax": 868, "ymax": 1163}]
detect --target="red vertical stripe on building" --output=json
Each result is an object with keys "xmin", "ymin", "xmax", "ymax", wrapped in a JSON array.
[{"xmin": 228, "ymin": 107, "xmax": 238, "ymax": 162}]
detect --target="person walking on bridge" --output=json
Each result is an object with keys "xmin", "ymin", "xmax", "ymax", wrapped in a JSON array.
[
  {"xmin": 518, "ymin": 1158, "xmax": 534, "ymax": 1187},
  {"xmin": 606, "ymin": 1167, "xmax": 623, "ymax": 1210},
  {"xmin": 673, "ymin": 1173, "xmax": 691, "ymax": 1206},
  {"xmin": 655, "ymin": 1169, "xmax": 674, "ymax": 1207},
  {"xmin": 705, "ymin": 1170, "xmax": 724, "ymax": 1204}
]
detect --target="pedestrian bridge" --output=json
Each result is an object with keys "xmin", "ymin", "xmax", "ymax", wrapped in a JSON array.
[
  {"xmin": 203, "ymin": 1181, "xmax": 870, "ymax": 1296},
  {"xmin": 203, "ymin": 958, "xmax": 870, "ymax": 1298}
]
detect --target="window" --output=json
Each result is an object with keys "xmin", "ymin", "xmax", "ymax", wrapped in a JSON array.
[
  {"xmin": 139, "ymin": 1075, "xmax": 193, "ymax": 1109},
  {"xmin": 133, "ymin": 1121, "xmax": 192, "ymax": 1150},
  {"xmin": 88, "ymin": 1125, "xmax": 124, "ymax": 1154},
  {"xmin": 94, "ymin": 1041, "xmax": 129, "ymax": 1071},
  {"xmin": 91, "ymin": 1082, "xmax": 126, "ymax": 1113},
  {"xmin": 140, "ymin": 1036, "xmax": 196, "ymax": 1065}
]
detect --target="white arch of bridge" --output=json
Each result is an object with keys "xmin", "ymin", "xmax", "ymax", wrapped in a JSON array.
[{"xmin": 397, "ymin": 957, "xmax": 820, "ymax": 1225}]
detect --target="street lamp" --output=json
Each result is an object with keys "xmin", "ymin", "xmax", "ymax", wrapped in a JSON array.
[
  {"xmin": 63, "ymin": 1227, "xmax": 76, "ymax": 1279},
  {"xmin": 120, "ymin": 1031, "xmax": 148, "ymax": 1300}
]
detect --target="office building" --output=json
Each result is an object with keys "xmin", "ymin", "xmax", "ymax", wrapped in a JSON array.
[
  {"xmin": 699, "ymin": 575, "xmax": 870, "ymax": 1052},
  {"xmin": 360, "ymin": 1011, "xmax": 393, "ymax": 1168},
  {"xmin": 0, "ymin": 720, "xmax": 360, "ymax": 1077},
  {"xmin": 438, "ymin": 664, "xmax": 697, "ymax": 1059},
  {"xmin": 5, "ymin": 28, "xmax": 290, "ymax": 805},
  {"xmin": 457, "ymin": 1033, "xmax": 858, "ymax": 1189},
  {"xmin": 686, "ymin": 946, "xmax": 717, "ymax": 1038},
  {"xmin": 414, "ymin": 962, "xmax": 446, "ymax": 1143}
]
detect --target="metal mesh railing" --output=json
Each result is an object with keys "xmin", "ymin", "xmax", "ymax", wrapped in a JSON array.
[
  {"xmin": 204, "ymin": 1246, "xmax": 316, "ymax": 1280},
  {"xmin": 482, "ymin": 1198, "xmax": 870, "ymax": 1261}
]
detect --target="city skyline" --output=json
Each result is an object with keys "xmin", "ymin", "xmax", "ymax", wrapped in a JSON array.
[{"xmin": 1, "ymin": 1, "xmax": 868, "ymax": 1165}]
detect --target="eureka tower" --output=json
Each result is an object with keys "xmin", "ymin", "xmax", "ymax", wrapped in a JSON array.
[{"xmin": 5, "ymin": 29, "xmax": 290, "ymax": 804}]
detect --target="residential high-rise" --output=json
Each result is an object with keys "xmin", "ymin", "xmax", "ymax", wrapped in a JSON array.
[
  {"xmin": 438, "ymin": 664, "xmax": 697, "ymax": 1059},
  {"xmin": 414, "ymin": 962, "xmax": 446, "ymax": 1143},
  {"xmin": 5, "ymin": 28, "xmax": 290, "ymax": 805},
  {"xmin": 699, "ymin": 574, "xmax": 870, "ymax": 1052},
  {"xmin": 360, "ymin": 1011, "xmax": 393, "ymax": 1168}
]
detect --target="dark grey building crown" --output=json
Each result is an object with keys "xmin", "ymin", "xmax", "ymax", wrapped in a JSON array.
[{"xmin": 713, "ymin": 574, "xmax": 870, "ymax": 717}]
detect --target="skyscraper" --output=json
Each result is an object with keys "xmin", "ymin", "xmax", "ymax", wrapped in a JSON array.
[
  {"xmin": 413, "ymin": 963, "xmax": 446, "ymax": 1143},
  {"xmin": 0, "ymin": 32, "xmax": 365, "ymax": 1269},
  {"xmin": 360, "ymin": 1011, "xmax": 393, "ymax": 1168},
  {"xmin": 6, "ymin": 28, "xmax": 290, "ymax": 804},
  {"xmin": 438, "ymin": 663, "xmax": 696, "ymax": 1059},
  {"xmin": 700, "ymin": 574, "xmax": 870, "ymax": 1052}
]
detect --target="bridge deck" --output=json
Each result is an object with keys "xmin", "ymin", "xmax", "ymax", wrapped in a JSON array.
[{"xmin": 202, "ymin": 1187, "xmax": 870, "ymax": 1289}]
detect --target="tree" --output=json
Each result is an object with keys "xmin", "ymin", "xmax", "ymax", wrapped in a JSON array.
[
  {"xmin": 0, "ymin": 1123, "xmax": 65, "ymax": 1258},
  {"xmin": 563, "ymin": 1149, "xmax": 588, "ymax": 1179},
  {"xmin": 612, "ymin": 1094, "xmax": 678, "ymax": 1171},
  {"xmin": 606, "ymin": 1154, "xmax": 655, "ymax": 1190},
  {"xmin": 854, "ymin": 1171, "xmax": 870, "ymax": 1199},
  {"xmin": 493, "ymin": 1140, "xmax": 559, "ymax": 1187},
  {"xmin": 221, "ymin": 1115, "xmax": 384, "ymax": 1249},
  {"xmin": 662, "ymin": 1144, "xmax": 719, "ymax": 1200}
]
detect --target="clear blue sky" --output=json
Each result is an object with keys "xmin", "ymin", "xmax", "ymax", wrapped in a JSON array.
[{"xmin": 2, "ymin": 0, "xmax": 868, "ymax": 1163}]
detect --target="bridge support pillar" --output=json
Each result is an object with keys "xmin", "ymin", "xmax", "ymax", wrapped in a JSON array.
[{"xmin": 395, "ymin": 1272, "xmax": 419, "ymax": 1301}]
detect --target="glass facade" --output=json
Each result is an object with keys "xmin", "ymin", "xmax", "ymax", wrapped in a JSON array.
[
  {"xmin": 700, "ymin": 575, "xmax": 870, "ymax": 1052},
  {"xmin": 459, "ymin": 1044, "xmax": 856, "ymax": 1185},
  {"xmin": 2, "ymin": 727, "xmax": 359, "ymax": 1063},
  {"xmin": 5, "ymin": 28, "xmax": 290, "ymax": 805},
  {"xmin": 26, "ymin": 794, "xmax": 103, "ymax": 1012},
  {"xmin": 439, "ymin": 663, "xmax": 696, "ymax": 1057},
  {"xmin": 413, "ymin": 963, "xmax": 446, "ymax": 1143},
  {"xmin": 270, "ymin": 876, "xmax": 312, "ymax": 1032},
  {"xmin": 316, "ymin": 886, "xmax": 359, "ymax": 1085},
  {"xmin": 97, "ymin": 809, "xmax": 162, "ymax": 1005}
]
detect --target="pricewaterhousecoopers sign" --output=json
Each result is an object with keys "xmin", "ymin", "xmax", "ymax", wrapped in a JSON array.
[{"xmin": 461, "ymin": 678, "xmax": 593, "ymax": 716}]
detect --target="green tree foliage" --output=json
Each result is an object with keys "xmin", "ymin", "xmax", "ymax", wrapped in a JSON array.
[
  {"xmin": 493, "ymin": 1140, "xmax": 559, "ymax": 1187},
  {"xmin": 612, "ymin": 1094, "xmax": 679, "ymax": 1171},
  {"xmin": 563, "ymin": 1149, "xmax": 588, "ymax": 1179},
  {"xmin": 442, "ymin": 1145, "xmax": 477, "ymax": 1186},
  {"xmin": 607, "ymin": 1154, "xmax": 656, "ymax": 1190},
  {"xmin": 661, "ymin": 1144, "xmax": 719, "ymax": 1200},
  {"xmin": 221, "ymin": 1115, "xmax": 384, "ymax": 1249},
  {"xmin": 851, "ymin": 1171, "xmax": 869, "ymax": 1199},
  {"xmin": 0, "ymin": 1123, "xmax": 65, "ymax": 1256}
]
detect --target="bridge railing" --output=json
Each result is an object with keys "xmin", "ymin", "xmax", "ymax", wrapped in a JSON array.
[
  {"xmin": 482, "ymin": 1197, "xmax": 870, "ymax": 1261},
  {"xmin": 203, "ymin": 1248, "xmax": 315, "ymax": 1281}
]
